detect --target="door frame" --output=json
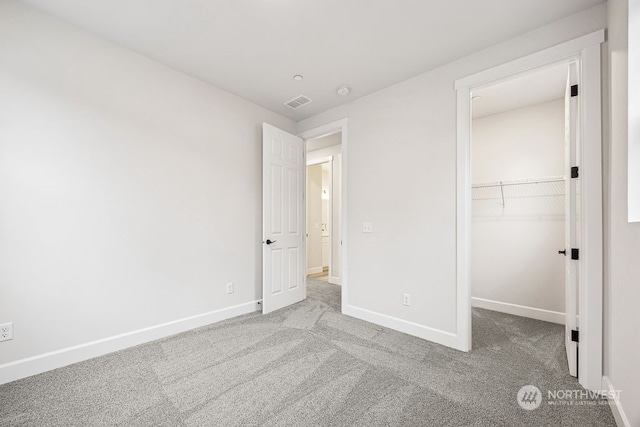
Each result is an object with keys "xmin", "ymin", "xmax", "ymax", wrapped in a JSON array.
[
  {"xmin": 298, "ymin": 119, "xmax": 348, "ymax": 312},
  {"xmin": 565, "ymin": 61, "xmax": 580, "ymax": 377},
  {"xmin": 454, "ymin": 30, "xmax": 604, "ymax": 391},
  {"xmin": 305, "ymin": 156, "xmax": 334, "ymax": 279}
]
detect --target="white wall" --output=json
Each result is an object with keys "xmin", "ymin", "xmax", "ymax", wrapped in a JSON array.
[
  {"xmin": 297, "ymin": 5, "xmax": 606, "ymax": 346},
  {"xmin": 0, "ymin": 0, "xmax": 295, "ymax": 378},
  {"xmin": 306, "ymin": 164, "xmax": 323, "ymax": 274},
  {"xmin": 605, "ymin": 0, "xmax": 640, "ymax": 425},
  {"xmin": 471, "ymin": 99, "xmax": 565, "ymax": 318},
  {"xmin": 472, "ymin": 99, "xmax": 566, "ymax": 182}
]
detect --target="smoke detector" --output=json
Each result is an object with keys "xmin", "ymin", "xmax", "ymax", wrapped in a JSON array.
[{"xmin": 336, "ymin": 85, "xmax": 351, "ymax": 96}]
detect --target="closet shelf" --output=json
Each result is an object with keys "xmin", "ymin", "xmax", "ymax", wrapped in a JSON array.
[
  {"xmin": 472, "ymin": 176, "xmax": 565, "ymax": 189},
  {"xmin": 472, "ymin": 175, "xmax": 566, "ymax": 205}
]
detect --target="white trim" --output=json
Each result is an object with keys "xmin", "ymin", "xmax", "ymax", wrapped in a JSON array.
[
  {"xmin": 0, "ymin": 301, "xmax": 260, "ymax": 385},
  {"xmin": 298, "ymin": 119, "xmax": 347, "ymax": 141},
  {"xmin": 302, "ymin": 133, "xmax": 308, "ymax": 301},
  {"xmin": 455, "ymin": 30, "xmax": 605, "ymax": 89},
  {"xmin": 630, "ymin": 0, "xmax": 640, "ymax": 222},
  {"xmin": 577, "ymin": 43, "xmax": 604, "ymax": 391},
  {"xmin": 456, "ymin": 87, "xmax": 472, "ymax": 352},
  {"xmin": 455, "ymin": 31, "xmax": 604, "ymax": 389},
  {"xmin": 306, "ymin": 266, "xmax": 324, "ymax": 275},
  {"xmin": 602, "ymin": 376, "xmax": 631, "ymax": 427},
  {"xmin": 298, "ymin": 119, "xmax": 348, "ymax": 313},
  {"xmin": 327, "ymin": 157, "xmax": 334, "ymax": 283},
  {"xmin": 343, "ymin": 304, "xmax": 459, "ymax": 349},
  {"xmin": 328, "ymin": 276, "xmax": 341, "ymax": 285},
  {"xmin": 306, "ymin": 144, "xmax": 341, "ymax": 161},
  {"xmin": 306, "ymin": 156, "xmax": 332, "ymax": 167},
  {"xmin": 471, "ymin": 297, "xmax": 565, "ymax": 324}
]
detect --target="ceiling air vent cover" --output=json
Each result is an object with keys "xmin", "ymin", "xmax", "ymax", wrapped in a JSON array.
[{"xmin": 285, "ymin": 95, "xmax": 312, "ymax": 109}]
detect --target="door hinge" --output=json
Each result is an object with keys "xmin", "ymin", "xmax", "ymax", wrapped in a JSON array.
[
  {"xmin": 571, "ymin": 248, "xmax": 580, "ymax": 260},
  {"xmin": 571, "ymin": 85, "xmax": 578, "ymax": 97},
  {"xmin": 571, "ymin": 329, "xmax": 579, "ymax": 343},
  {"xmin": 571, "ymin": 166, "xmax": 579, "ymax": 178}
]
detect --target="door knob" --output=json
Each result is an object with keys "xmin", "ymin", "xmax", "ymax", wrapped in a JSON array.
[
  {"xmin": 266, "ymin": 239, "xmax": 276, "ymax": 245},
  {"xmin": 558, "ymin": 249, "xmax": 567, "ymax": 256}
]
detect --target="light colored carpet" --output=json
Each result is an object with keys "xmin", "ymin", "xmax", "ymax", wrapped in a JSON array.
[{"xmin": 0, "ymin": 279, "xmax": 615, "ymax": 426}]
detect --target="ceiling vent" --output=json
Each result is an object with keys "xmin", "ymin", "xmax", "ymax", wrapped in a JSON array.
[{"xmin": 285, "ymin": 95, "xmax": 312, "ymax": 109}]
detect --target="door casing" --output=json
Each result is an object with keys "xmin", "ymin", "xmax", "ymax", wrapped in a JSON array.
[
  {"xmin": 298, "ymin": 119, "xmax": 349, "ymax": 312},
  {"xmin": 454, "ymin": 30, "xmax": 604, "ymax": 391}
]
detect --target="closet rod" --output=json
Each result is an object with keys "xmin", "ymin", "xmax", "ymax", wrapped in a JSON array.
[{"xmin": 471, "ymin": 176, "xmax": 565, "ymax": 189}]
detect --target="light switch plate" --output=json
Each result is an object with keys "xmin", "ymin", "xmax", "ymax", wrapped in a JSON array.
[{"xmin": 402, "ymin": 294, "xmax": 411, "ymax": 306}]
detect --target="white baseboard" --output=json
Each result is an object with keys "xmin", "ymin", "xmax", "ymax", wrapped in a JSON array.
[
  {"xmin": 602, "ymin": 376, "xmax": 631, "ymax": 427},
  {"xmin": 471, "ymin": 297, "xmax": 565, "ymax": 324},
  {"xmin": 343, "ymin": 304, "xmax": 459, "ymax": 349},
  {"xmin": 328, "ymin": 276, "xmax": 341, "ymax": 285},
  {"xmin": 306, "ymin": 267, "xmax": 323, "ymax": 275},
  {"xmin": 0, "ymin": 300, "xmax": 260, "ymax": 386}
]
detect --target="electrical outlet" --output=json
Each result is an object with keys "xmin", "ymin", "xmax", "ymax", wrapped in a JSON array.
[
  {"xmin": 362, "ymin": 222, "xmax": 373, "ymax": 233},
  {"xmin": 402, "ymin": 294, "xmax": 411, "ymax": 306},
  {"xmin": 0, "ymin": 322, "xmax": 13, "ymax": 342},
  {"xmin": 226, "ymin": 282, "xmax": 234, "ymax": 294}
]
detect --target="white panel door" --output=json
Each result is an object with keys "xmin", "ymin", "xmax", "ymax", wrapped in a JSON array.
[
  {"xmin": 564, "ymin": 62, "xmax": 580, "ymax": 377},
  {"xmin": 262, "ymin": 123, "xmax": 305, "ymax": 314}
]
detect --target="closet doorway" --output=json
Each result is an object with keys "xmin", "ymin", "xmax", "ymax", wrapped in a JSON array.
[
  {"xmin": 469, "ymin": 62, "xmax": 578, "ymax": 375},
  {"xmin": 456, "ymin": 32, "xmax": 603, "ymax": 390}
]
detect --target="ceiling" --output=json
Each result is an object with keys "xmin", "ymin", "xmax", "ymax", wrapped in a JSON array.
[
  {"xmin": 20, "ymin": 0, "xmax": 604, "ymax": 120},
  {"xmin": 472, "ymin": 63, "xmax": 568, "ymax": 119}
]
